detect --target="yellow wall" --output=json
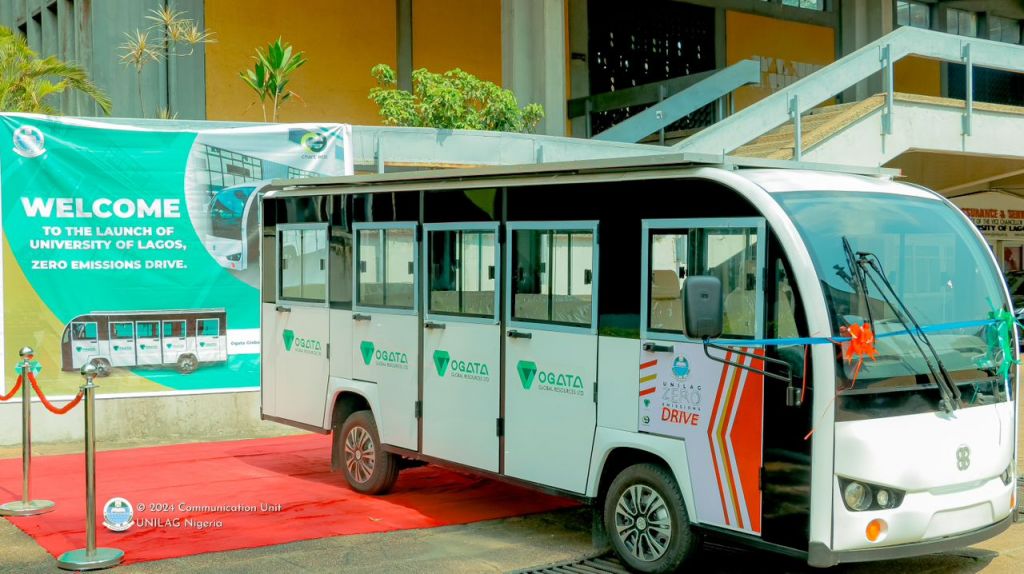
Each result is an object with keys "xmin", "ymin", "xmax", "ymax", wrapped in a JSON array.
[
  {"xmin": 205, "ymin": 0, "xmax": 396, "ymax": 125},
  {"xmin": 725, "ymin": 11, "xmax": 835, "ymax": 110},
  {"xmin": 412, "ymin": 0, "xmax": 502, "ymax": 84},
  {"xmin": 894, "ymin": 56, "xmax": 941, "ymax": 97}
]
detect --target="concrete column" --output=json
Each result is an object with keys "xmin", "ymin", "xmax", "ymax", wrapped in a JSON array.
[
  {"xmin": 840, "ymin": 0, "xmax": 895, "ymax": 102},
  {"xmin": 502, "ymin": 0, "xmax": 566, "ymax": 136}
]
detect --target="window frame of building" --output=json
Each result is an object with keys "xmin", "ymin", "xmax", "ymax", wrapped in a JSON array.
[
  {"xmin": 896, "ymin": 0, "xmax": 932, "ymax": 30},
  {"xmin": 987, "ymin": 14, "xmax": 1022, "ymax": 44}
]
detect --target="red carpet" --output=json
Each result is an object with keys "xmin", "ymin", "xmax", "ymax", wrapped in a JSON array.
[{"xmin": 0, "ymin": 434, "xmax": 578, "ymax": 564}]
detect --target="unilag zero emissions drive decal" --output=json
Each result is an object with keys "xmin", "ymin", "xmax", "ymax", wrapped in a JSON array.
[
  {"xmin": 432, "ymin": 350, "xmax": 490, "ymax": 382},
  {"xmin": 361, "ymin": 341, "xmax": 409, "ymax": 369},
  {"xmin": 516, "ymin": 360, "xmax": 585, "ymax": 397}
]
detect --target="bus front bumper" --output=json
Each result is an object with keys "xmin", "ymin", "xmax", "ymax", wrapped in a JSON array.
[{"xmin": 807, "ymin": 513, "xmax": 1013, "ymax": 567}]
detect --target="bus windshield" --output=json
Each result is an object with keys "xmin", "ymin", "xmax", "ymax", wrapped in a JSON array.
[
  {"xmin": 210, "ymin": 185, "xmax": 256, "ymax": 240},
  {"xmin": 774, "ymin": 191, "xmax": 1009, "ymax": 413}
]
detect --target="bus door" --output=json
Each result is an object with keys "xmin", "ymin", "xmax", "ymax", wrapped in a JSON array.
[
  {"xmin": 161, "ymin": 320, "xmax": 188, "ymax": 364},
  {"xmin": 136, "ymin": 321, "xmax": 162, "ymax": 365},
  {"xmin": 70, "ymin": 321, "xmax": 99, "ymax": 368},
  {"xmin": 503, "ymin": 222, "xmax": 599, "ymax": 493},
  {"xmin": 352, "ymin": 223, "xmax": 420, "ymax": 451},
  {"xmin": 196, "ymin": 318, "xmax": 222, "ymax": 362},
  {"xmin": 638, "ymin": 218, "xmax": 767, "ymax": 536},
  {"xmin": 272, "ymin": 224, "xmax": 331, "ymax": 427},
  {"xmin": 108, "ymin": 322, "xmax": 136, "ymax": 367},
  {"xmin": 421, "ymin": 223, "xmax": 500, "ymax": 472}
]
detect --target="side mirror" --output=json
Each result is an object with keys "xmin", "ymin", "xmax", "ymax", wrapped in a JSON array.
[{"xmin": 683, "ymin": 275, "xmax": 723, "ymax": 339}]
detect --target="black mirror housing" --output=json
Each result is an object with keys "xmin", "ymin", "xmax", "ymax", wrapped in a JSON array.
[{"xmin": 684, "ymin": 275, "xmax": 723, "ymax": 339}]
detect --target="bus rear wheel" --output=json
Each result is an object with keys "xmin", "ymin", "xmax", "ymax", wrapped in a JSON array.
[
  {"xmin": 604, "ymin": 463, "xmax": 696, "ymax": 574},
  {"xmin": 338, "ymin": 410, "xmax": 399, "ymax": 495},
  {"xmin": 176, "ymin": 354, "xmax": 198, "ymax": 374}
]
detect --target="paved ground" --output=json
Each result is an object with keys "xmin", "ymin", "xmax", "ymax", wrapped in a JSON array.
[{"xmin": 0, "ymin": 425, "xmax": 1021, "ymax": 574}]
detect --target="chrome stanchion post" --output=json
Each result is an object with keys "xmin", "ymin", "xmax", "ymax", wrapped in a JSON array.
[
  {"xmin": 0, "ymin": 347, "xmax": 55, "ymax": 517},
  {"xmin": 57, "ymin": 363, "xmax": 123, "ymax": 571}
]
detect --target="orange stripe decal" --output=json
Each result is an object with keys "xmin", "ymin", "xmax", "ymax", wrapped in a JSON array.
[
  {"xmin": 640, "ymin": 359, "xmax": 657, "ymax": 370},
  {"xmin": 708, "ymin": 352, "xmax": 733, "ymax": 525},
  {"xmin": 639, "ymin": 374, "xmax": 657, "ymax": 384},
  {"xmin": 639, "ymin": 387, "xmax": 657, "ymax": 397},
  {"xmin": 718, "ymin": 352, "xmax": 747, "ymax": 530}
]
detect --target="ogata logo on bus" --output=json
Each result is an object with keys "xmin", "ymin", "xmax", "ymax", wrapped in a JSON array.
[
  {"xmin": 516, "ymin": 360, "xmax": 585, "ymax": 397},
  {"xmin": 433, "ymin": 350, "xmax": 490, "ymax": 382},
  {"xmin": 361, "ymin": 341, "xmax": 409, "ymax": 369},
  {"xmin": 282, "ymin": 330, "xmax": 322, "ymax": 356}
]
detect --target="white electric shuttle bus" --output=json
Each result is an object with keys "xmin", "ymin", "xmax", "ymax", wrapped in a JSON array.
[{"xmin": 259, "ymin": 156, "xmax": 1018, "ymax": 573}]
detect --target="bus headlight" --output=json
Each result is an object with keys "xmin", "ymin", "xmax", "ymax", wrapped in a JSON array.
[
  {"xmin": 838, "ymin": 478, "xmax": 905, "ymax": 511},
  {"xmin": 843, "ymin": 481, "xmax": 872, "ymax": 511}
]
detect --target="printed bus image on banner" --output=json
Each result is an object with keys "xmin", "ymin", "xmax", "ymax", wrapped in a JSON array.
[{"xmin": 0, "ymin": 115, "xmax": 353, "ymax": 397}]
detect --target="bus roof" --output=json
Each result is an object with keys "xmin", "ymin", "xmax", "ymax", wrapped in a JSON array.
[{"xmin": 267, "ymin": 153, "xmax": 902, "ymax": 198}]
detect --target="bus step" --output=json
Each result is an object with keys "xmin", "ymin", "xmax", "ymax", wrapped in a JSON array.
[{"xmin": 510, "ymin": 553, "xmax": 630, "ymax": 574}]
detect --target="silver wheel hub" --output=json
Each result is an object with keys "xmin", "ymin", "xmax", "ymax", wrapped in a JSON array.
[
  {"xmin": 343, "ymin": 426, "xmax": 376, "ymax": 484},
  {"xmin": 614, "ymin": 484, "xmax": 672, "ymax": 562}
]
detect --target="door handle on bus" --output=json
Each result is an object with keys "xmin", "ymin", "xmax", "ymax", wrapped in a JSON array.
[
  {"xmin": 353, "ymin": 313, "xmax": 372, "ymax": 321},
  {"xmin": 642, "ymin": 342, "xmax": 674, "ymax": 353},
  {"xmin": 275, "ymin": 305, "xmax": 291, "ymax": 313},
  {"xmin": 424, "ymin": 321, "xmax": 446, "ymax": 330},
  {"xmin": 507, "ymin": 330, "xmax": 532, "ymax": 339}
]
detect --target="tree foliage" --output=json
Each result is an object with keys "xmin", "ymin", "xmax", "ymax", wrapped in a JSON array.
[
  {"xmin": 0, "ymin": 26, "xmax": 111, "ymax": 115},
  {"xmin": 239, "ymin": 37, "xmax": 306, "ymax": 122},
  {"xmin": 369, "ymin": 64, "xmax": 544, "ymax": 132}
]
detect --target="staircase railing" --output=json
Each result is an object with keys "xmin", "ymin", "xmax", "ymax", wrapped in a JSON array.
[
  {"xmin": 674, "ymin": 27, "xmax": 1024, "ymax": 160},
  {"xmin": 568, "ymin": 59, "xmax": 760, "ymax": 144}
]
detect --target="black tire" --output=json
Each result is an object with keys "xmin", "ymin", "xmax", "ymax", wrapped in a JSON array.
[
  {"xmin": 604, "ymin": 463, "xmax": 697, "ymax": 574},
  {"xmin": 176, "ymin": 354, "xmax": 198, "ymax": 374},
  {"xmin": 337, "ymin": 410, "xmax": 399, "ymax": 495},
  {"xmin": 90, "ymin": 358, "xmax": 112, "ymax": 377}
]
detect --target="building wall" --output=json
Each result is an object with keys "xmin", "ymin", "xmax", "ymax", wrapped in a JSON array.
[
  {"xmin": 204, "ymin": 0, "xmax": 503, "ymax": 126},
  {"xmin": 725, "ymin": 10, "xmax": 835, "ymax": 111},
  {"xmin": 894, "ymin": 56, "xmax": 942, "ymax": 97},
  {"xmin": 412, "ymin": 0, "xmax": 502, "ymax": 84}
]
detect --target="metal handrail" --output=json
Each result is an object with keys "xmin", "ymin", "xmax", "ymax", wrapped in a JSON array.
[
  {"xmin": 590, "ymin": 59, "xmax": 761, "ymax": 144},
  {"xmin": 674, "ymin": 27, "xmax": 1024, "ymax": 155}
]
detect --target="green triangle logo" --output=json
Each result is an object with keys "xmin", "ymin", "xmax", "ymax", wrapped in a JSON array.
[
  {"xmin": 516, "ymin": 360, "xmax": 537, "ymax": 390},
  {"xmin": 112, "ymin": 345, "xmax": 120, "ymax": 351},
  {"xmin": 360, "ymin": 341, "xmax": 375, "ymax": 365},
  {"xmin": 75, "ymin": 346, "xmax": 82, "ymax": 352},
  {"xmin": 166, "ymin": 343, "xmax": 172, "ymax": 349},
  {"xmin": 282, "ymin": 330, "xmax": 295, "ymax": 351},
  {"xmin": 139, "ymin": 344, "xmax": 146, "ymax": 350},
  {"xmin": 643, "ymin": 398, "xmax": 651, "ymax": 407},
  {"xmin": 433, "ymin": 350, "xmax": 450, "ymax": 376},
  {"xmin": 199, "ymin": 341, "xmax": 206, "ymax": 348}
]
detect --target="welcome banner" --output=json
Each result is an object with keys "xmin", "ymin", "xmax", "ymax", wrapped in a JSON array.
[{"xmin": 0, "ymin": 115, "xmax": 353, "ymax": 397}]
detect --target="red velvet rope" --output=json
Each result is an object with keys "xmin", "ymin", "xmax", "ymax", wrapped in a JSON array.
[
  {"xmin": 0, "ymin": 375, "xmax": 23, "ymax": 401},
  {"xmin": 26, "ymin": 371, "xmax": 83, "ymax": 415}
]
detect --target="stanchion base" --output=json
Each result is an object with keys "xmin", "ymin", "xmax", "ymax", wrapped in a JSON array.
[
  {"xmin": 57, "ymin": 547, "xmax": 124, "ymax": 571},
  {"xmin": 0, "ymin": 499, "xmax": 55, "ymax": 516}
]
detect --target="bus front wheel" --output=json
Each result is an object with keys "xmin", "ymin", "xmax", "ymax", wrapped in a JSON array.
[
  {"xmin": 604, "ymin": 463, "xmax": 697, "ymax": 574},
  {"xmin": 338, "ymin": 410, "xmax": 399, "ymax": 495},
  {"xmin": 176, "ymin": 354, "xmax": 198, "ymax": 374}
]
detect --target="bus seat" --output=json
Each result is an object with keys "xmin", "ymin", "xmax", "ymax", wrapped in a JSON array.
[{"xmin": 651, "ymin": 270, "xmax": 683, "ymax": 332}]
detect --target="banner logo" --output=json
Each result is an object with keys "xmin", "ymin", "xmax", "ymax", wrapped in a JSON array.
[
  {"xmin": 12, "ymin": 125, "xmax": 45, "ymax": 158},
  {"xmin": 300, "ymin": 131, "xmax": 327, "ymax": 154},
  {"xmin": 102, "ymin": 497, "xmax": 135, "ymax": 532}
]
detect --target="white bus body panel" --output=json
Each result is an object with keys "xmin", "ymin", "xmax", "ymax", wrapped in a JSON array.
[
  {"xmin": 108, "ymin": 322, "xmax": 136, "ymax": 367},
  {"xmin": 422, "ymin": 321, "xmax": 500, "ymax": 472},
  {"xmin": 265, "ymin": 304, "xmax": 330, "ymax": 427},
  {"xmin": 136, "ymin": 321, "xmax": 162, "ymax": 365},
  {"xmin": 832, "ymin": 401, "xmax": 1016, "ymax": 551},
  {"xmin": 161, "ymin": 320, "xmax": 188, "ymax": 364},
  {"xmin": 195, "ymin": 320, "xmax": 226, "ymax": 363},
  {"xmin": 504, "ymin": 328, "xmax": 597, "ymax": 494},
  {"xmin": 322, "ymin": 377, "xmax": 382, "ymax": 431},
  {"xmin": 329, "ymin": 309, "xmax": 353, "ymax": 380},
  {"xmin": 352, "ymin": 313, "xmax": 419, "ymax": 450}
]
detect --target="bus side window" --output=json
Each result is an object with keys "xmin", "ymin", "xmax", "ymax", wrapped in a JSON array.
[
  {"xmin": 72, "ymin": 322, "xmax": 97, "ymax": 340},
  {"xmin": 279, "ymin": 226, "xmax": 328, "ymax": 304},
  {"xmin": 428, "ymin": 229, "xmax": 496, "ymax": 318},
  {"xmin": 198, "ymin": 319, "xmax": 219, "ymax": 337},
  {"xmin": 329, "ymin": 196, "xmax": 353, "ymax": 309},
  {"xmin": 356, "ymin": 228, "xmax": 415, "ymax": 309},
  {"xmin": 511, "ymin": 229, "xmax": 593, "ymax": 327}
]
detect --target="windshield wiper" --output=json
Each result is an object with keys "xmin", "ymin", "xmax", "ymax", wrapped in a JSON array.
[
  {"xmin": 854, "ymin": 249, "xmax": 961, "ymax": 412},
  {"xmin": 841, "ymin": 237, "xmax": 876, "ymax": 329}
]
